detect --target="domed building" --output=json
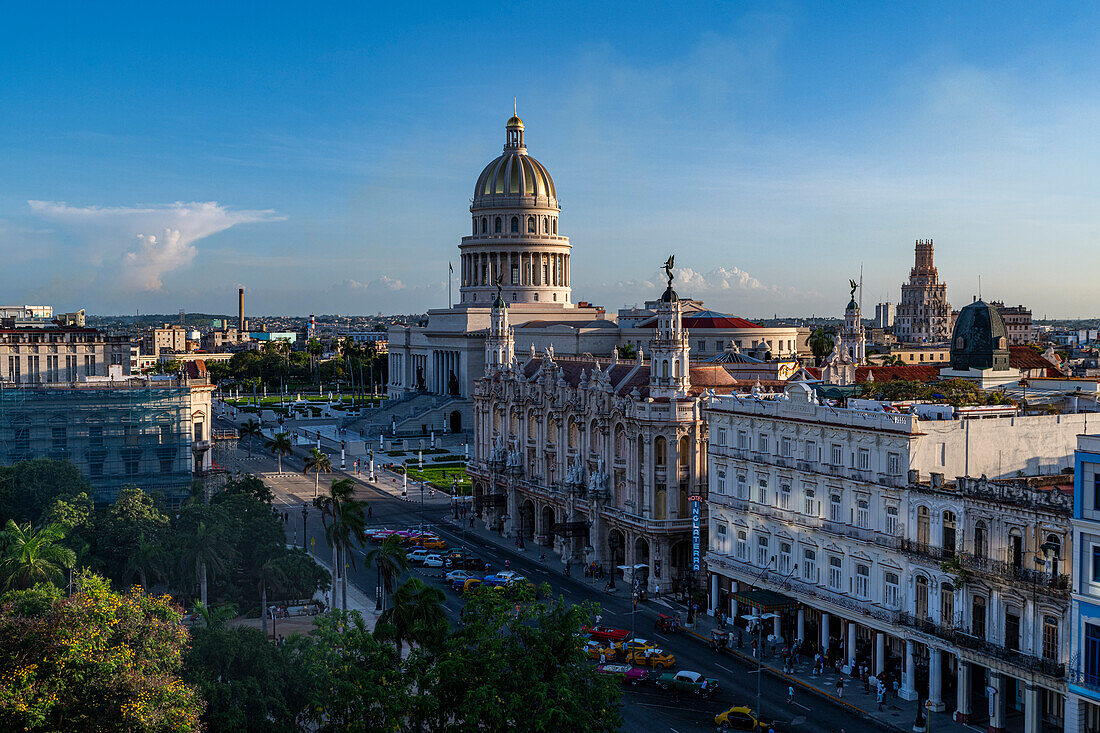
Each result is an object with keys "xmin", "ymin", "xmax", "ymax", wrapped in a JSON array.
[
  {"xmin": 460, "ymin": 114, "xmax": 572, "ymax": 308},
  {"xmin": 938, "ymin": 298, "xmax": 1020, "ymax": 387}
]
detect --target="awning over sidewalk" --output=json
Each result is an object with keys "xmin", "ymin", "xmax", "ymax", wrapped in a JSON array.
[{"xmin": 730, "ymin": 588, "xmax": 799, "ymax": 613}]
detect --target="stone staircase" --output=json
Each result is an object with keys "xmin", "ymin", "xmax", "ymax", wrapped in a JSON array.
[{"xmin": 341, "ymin": 392, "xmax": 452, "ymax": 435}]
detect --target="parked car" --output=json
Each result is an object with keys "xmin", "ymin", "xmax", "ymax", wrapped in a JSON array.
[
  {"xmin": 611, "ymin": 638, "xmax": 657, "ymax": 655},
  {"xmin": 595, "ymin": 664, "xmax": 654, "ymax": 686},
  {"xmin": 445, "ymin": 569, "xmax": 475, "ymax": 584},
  {"xmin": 420, "ymin": 537, "xmax": 447, "ymax": 551},
  {"xmin": 407, "ymin": 549, "xmax": 430, "ymax": 564},
  {"xmin": 494, "ymin": 570, "xmax": 522, "ymax": 582},
  {"xmin": 461, "ymin": 578, "xmax": 483, "ymax": 593},
  {"xmin": 653, "ymin": 670, "xmax": 718, "ymax": 698},
  {"xmin": 713, "ymin": 706, "xmax": 778, "ymax": 730},
  {"xmin": 625, "ymin": 647, "xmax": 676, "ymax": 669},
  {"xmin": 583, "ymin": 626, "xmax": 630, "ymax": 643},
  {"xmin": 423, "ymin": 554, "xmax": 445, "ymax": 568}
]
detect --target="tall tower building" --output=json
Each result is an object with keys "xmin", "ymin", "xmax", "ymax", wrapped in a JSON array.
[
  {"xmin": 459, "ymin": 114, "xmax": 571, "ymax": 308},
  {"xmin": 895, "ymin": 239, "xmax": 953, "ymax": 344},
  {"xmin": 649, "ymin": 269, "xmax": 691, "ymax": 400},
  {"xmin": 484, "ymin": 287, "xmax": 514, "ymax": 374}
]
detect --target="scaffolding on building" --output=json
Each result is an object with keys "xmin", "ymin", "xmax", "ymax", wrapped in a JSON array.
[{"xmin": 0, "ymin": 380, "xmax": 195, "ymax": 505}]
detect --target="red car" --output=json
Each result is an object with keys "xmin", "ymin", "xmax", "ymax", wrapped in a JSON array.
[
  {"xmin": 596, "ymin": 664, "xmax": 654, "ymax": 686},
  {"xmin": 583, "ymin": 626, "xmax": 630, "ymax": 643}
]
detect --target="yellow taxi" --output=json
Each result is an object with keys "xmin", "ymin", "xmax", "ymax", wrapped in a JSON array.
[
  {"xmin": 612, "ymin": 638, "xmax": 657, "ymax": 655},
  {"xmin": 714, "ymin": 705, "xmax": 773, "ymax": 730},
  {"xmin": 420, "ymin": 537, "xmax": 447, "ymax": 551},
  {"xmin": 625, "ymin": 646, "xmax": 675, "ymax": 669},
  {"xmin": 584, "ymin": 640, "xmax": 619, "ymax": 662}
]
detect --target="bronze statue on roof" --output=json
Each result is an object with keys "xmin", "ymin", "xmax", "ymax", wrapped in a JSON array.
[{"xmin": 663, "ymin": 255, "xmax": 675, "ymax": 287}]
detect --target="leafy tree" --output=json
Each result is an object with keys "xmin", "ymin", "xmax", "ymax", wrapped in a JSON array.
[
  {"xmin": 97, "ymin": 486, "xmax": 170, "ymax": 585},
  {"xmin": 375, "ymin": 576, "xmax": 447, "ymax": 657},
  {"xmin": 364, "ymin": 535, "xmax": 409, "ymax": 612},
  {"xmin": 426, "ymin": 589, "xmax": 622, "ymax": 732},
  {"xmin": 0, "ymin": 458, "xmax": 92, "ymax": 528},
  {"xmin": 184, "ymin": 624, "xmax": 305, "ymax": 733},
  {"xmin": 297, "ymin": 611, "xmax": 409, "ymax": 731},
  {"xmin": 0, "ymin": 520, "xmax": 76, "ymax": 590},
  {"xmin": 303, "ymin": 447, "xmax": 332, "ymax": 500},
  {"xmin": 0, "ymin": 572, "xmax": 203, "ymax": 732},
  {"xmin": 221, "ymin": 472, "xmax": 274, "ymax": 504},
  {"xmin": 238, "ymin": 419, "xmax": 263, "ymax": 458},
  {"xmin": 616, "ymin": 343, "xmax": 637, "ymax": 359},
  {"xmin": 124, "ymin": 533, "xmax": 166, "ymax": 591},
  {"xmin": 265, "ymin": 432, "xmax": 293, "ymax": 473}
]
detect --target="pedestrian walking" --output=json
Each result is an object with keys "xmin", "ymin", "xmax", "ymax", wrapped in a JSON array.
[
  {"xmin": 892, "ymin": 678, "xmax": 900, "ymax": 699},
  {"xmin": 876, "ymin": 684, "xmax": 885, "ymax": 711},
  {"xmin": 836, "ymin": 677, "xmax": 844, "ymax": 698},
  {"xmin": 655, "ymin": 583, "xmax": 661, "ymax": 599},
  {"xmin": 787, "ymin": 686, "xmax": 794, "ymax": 706},
  {"xmin": 367, "ymin": 505, "xmax": 373, "ymax": 518}
]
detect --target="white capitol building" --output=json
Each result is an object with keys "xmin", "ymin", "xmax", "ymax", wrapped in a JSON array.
[{"xmin": 385, "ymin": 114, "xmax": 807, "ymax": 432}]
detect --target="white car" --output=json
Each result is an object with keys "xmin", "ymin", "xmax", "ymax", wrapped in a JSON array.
[
  {"xmin": 495, "ymin": 570, "xmax": 522, "ymax": 582},
  {"xmin": 423, "ymin": 554, "xmax": 445, "ymax": 568},
  {"xmin": 445, "ymin": 569, "xmax": 474, "ymax": 583},
  {"xmin": 407, "ymin": 549, "xmax": 429, "ymax": 564}
]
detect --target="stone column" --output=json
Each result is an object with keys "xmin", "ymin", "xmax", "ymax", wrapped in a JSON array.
[
  {"xmin": 988, "ymin": 672, "xmax": 1006, "ymax": 733},
  {"xmin": 709, "ymin": 574, "xmax": 719, "ymax": 615},
  {"xmin": 1022, "ymin": 684, "xmax": 1041, "ymax": 733},
  {"xmin": 796, "ymin": 608, "xmax": 805, "ymax": 642},
  {"xmin": 901, "ymin": 640, "xmax": 918, "ymax": 701},
  {"xmin": 875, "ymin": 632, "xmax": 886, "ymax": 677},
  {"xmin": 772, "ymin": 613, "xmax": 782, "ymax": 639},
  {"xmin": 954, "ymin": 658, "xmax": 971, "ymax": 723},
  {"xmin": 928, "ymin": 647, "xmax": 945, "ymax": 711},
  {"xmin": 729, "ymin": 580, "xmax": 739, "ymax": 620},
  {"xmin": 1065, "ymin": 695, "xmax": 1086, "ymax": 733},
  {"xmin": 820, "ymin": 612, "xmax": 830, "ymax": 653},
  {"xmin": 847, "ymin": 620, "xmax": 857, "ymax": 671}
]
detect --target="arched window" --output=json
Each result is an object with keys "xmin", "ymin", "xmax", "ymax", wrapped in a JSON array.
[
  {"xmin": 1009, "ymin": 527, "xmax": 1023, "ymax": 568},
  {"xmin": 941, "ymin": 582, "xmax": 955, "ymax": 626},
  {"xmin": 510, "ymin": 216, "xmax": 519, "ymax": 233},
  {"xmin": 673, "ymin": 360, "xmax": 680, "ymax": 378},
  {"xmin": 1045, "ymin": 533, "xmax": 1062, "ymax": 562},
  {"xmin": 590, "ymin": 421, "xmax": 599, "ymax": 452},
  {"xmin": 533, "ymin": 293, "xmax": 539, "ymax": 301},
  {"xmin": 942, "ymin": 511, "xmax": 956, "ymax": 555},
  {"xmin": 552, "ymin": 219, "xmax": 557, "ymax": 234},
  {"xmin": 974, "ymin": 520, "xmax": 987, "ymax": 559},
  {"xmin": 655, "ymin": 437, "xmax": 667, "ymax": 466},
  {"xmin": 544, "ymin": 216, "xmax": 549, "ymax": 233},
  {"xmin": 1043, "ymin": 616, "xmax": 1059, "ymax": 661},
  {"xmin": 481, "ymin": 217, "xmax": 487, "ymax": 233},
  {"xmin": 527, "ymin": 216, "xmax": 536, "ymax": 233},
  {"xmin": 568, "ymin": 419, "xmax": 578, "ymax": 449},
  {"xmin": 915, "ymin": 576, "xmax": 929, "ymax": 619},
  {"xmin": 472, "ymin": 219, "xmax": 477, "ymax": 235},
  {"xmin": 679, "ymin": 436, "xmax": 690, "ymax": 467},
  {"xmin": 495, "ymin": 217, "xmax": 502, "ymax": 234},
  {"xmin": 917, "ymin": 506, "xmax": 930, "ymax": 545},
  {"xmin": 661, "ymin": 360, "xmax": 669, "ymax": 378},
  {"xmin": 615, "ymin": 427, "xmax": 626, "ymax": 457},
  {"xmin": 547, "ymin": 418, "xmax": 557, "ymax": 444}
]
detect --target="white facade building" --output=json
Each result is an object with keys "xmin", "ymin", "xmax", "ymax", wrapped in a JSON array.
[{"xmin": 706, "ymin": 385, "xmax": 1081, "ymax": 731}]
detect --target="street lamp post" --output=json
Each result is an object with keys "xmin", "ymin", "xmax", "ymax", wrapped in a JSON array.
[
  {"xmin": 742, "ymin": 611, "xmax": 779, "ymax": 719},
  {"xmin": 301, "ymin": 504, "xmax": 309, "ymax": 551},
  {"xmin": 375, "ymin": 557, "xmax": 383, "ymax": 612}
]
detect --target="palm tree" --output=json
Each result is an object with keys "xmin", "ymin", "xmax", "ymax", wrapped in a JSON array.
[
  {"xmin": 239, "ymin": 418, "xmax": 263, "ymax": 458},
  {"xmin": 0, "ymin": 520, "xmax": 76, "ymax": 590},
  {"xmin": 257, "ymin": 544, "xmax": 289, "ymax": 640},
  {"xmin": 377, "ymin": 577, "xmax": 447, "ymax": 657},
  {"xmin": 265, "ymin": 431, "xmax": 293, "ymax": 473},
  {"xmin": 123, "ymin": 532, "xmax": 165, "ymax": 589},
  {"xmin": 181, "ymin": 520, "xmax": 236, "ymax": 608},
  {"xmin": 808, "ymin": 327, "xmax": 835, "ymax": 366},
  {"xmin": 192, "ymin": 601, "xmax": 238, "ymax": 631},
  {"xmin": 307, "ymin": 338, "xmax": 323, "ymax": 380},
  {"xmin": 314, "ymin": 478, "xmax": 364, "ymax": 612},
  {"xmin": 365, "ymin": 535, "xmax": 409, "ymax": 612},
  {"xmin": 303, "ymin": 447, "xmax": 332, "ymax": 499}
]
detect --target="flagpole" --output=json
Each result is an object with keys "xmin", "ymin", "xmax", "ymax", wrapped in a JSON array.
[{"xmin": 448, "ymin": 262, "xmax": 453, "ymax": 309}]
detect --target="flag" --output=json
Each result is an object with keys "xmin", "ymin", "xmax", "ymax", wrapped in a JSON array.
[{"xmin": 449, "ymin": 262, "xmax": 453, "ymax": 273}]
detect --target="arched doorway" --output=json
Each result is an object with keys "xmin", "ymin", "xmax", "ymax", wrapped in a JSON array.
[
  {"xmin": 449, "ymin": 410, "xmax": 462, "ymax": 433},
  {"xmin": 473, "ymin": 482, "xmax": 485, "ymax": 518},
  {"xmin": 608, "ymin": 529, "xmax": 626, "ymax": 571},
  {"xmin": 519, "ymin": 500, "xmax": 536, "ymax": 542},
  {"xmin": 540, "ymin": 506, "xmax": 556, "ymax": 547},
  {"xmin": 670, "ymin": 539, "xmax": 693, "ymax": 596}
]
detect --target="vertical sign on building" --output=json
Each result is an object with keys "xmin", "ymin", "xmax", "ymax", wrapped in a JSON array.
[{"xmin": 689, "ymin": 494, "xmax": 703, "ymax": 572}]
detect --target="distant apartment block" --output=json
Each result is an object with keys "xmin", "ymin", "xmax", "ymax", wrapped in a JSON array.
[
  {"xmin": 990, "ymin": 301, "xmax": 1034, "ymax": 345},
  {"xmin": 0, "ymin": 326, "xmax": 131, "ymax": 383}
]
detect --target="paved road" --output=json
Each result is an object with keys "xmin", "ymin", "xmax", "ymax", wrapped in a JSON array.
[{"xmin": 217, "ymin": 429, "xmax": 883, "ymax": 733}]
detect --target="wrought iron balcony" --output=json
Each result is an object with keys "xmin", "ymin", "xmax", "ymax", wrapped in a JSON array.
[
  {"xmin": 896, "ymin": 614, "xmax": 1065, "ymax": 679},
  {"xmin": 897, "ymin": 538, "xmax": 955, "ymax": 562},
  {"xmin": 959, "ymin": 552, "xmax": 1070, "ymax": 593}
]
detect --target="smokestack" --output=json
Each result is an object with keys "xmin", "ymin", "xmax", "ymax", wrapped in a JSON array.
[{"xmin": 238, "ymin": 287, "xmax": 245, "ymax": 331}]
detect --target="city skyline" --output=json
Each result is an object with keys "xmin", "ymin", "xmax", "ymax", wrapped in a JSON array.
[{"xmin": 2, "ymin": 3, "xmax": 1099, "ymax": 317}]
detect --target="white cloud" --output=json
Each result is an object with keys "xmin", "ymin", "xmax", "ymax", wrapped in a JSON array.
[
  {"xmin": 675, "ymin": 266, "xmax": 770, "ymax": 292},
  {"xmin": 27, "ymin": 201, "xmax": 284, "ymax": 292},
  {"xmin": 341, "ymin": 275, "xmax": 407, "ymax": 291}
]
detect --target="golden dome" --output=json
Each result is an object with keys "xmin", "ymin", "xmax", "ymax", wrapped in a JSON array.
[{"xmin": 507, "ymin": 115, "xmax": 524, "ymax": 127}]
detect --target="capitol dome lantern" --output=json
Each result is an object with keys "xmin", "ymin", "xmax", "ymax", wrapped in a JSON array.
[{"xmin": 459, "ymin": 113, "xmax": 571, "ymax": 309}]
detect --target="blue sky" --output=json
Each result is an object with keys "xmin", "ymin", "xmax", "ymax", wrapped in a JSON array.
[{"xmin": 1, "ymin": 2, "xmax": 1098, "ymax": 317}]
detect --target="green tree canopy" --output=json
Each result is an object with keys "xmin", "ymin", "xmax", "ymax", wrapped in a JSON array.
[
  {"xmin": 0, "ymin": 572, "xmax": 203, "ymax": 732},
  {"xmin": 0, "ymin": 459, "xmax": 93, "ymax": 528}
]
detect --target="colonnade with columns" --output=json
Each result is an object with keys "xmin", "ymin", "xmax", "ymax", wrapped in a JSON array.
[{"xmin": 460, "ymin": 249, "xmax": 570, "ymax": 290}]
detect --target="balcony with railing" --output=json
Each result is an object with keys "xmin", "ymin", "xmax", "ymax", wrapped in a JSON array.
[
  {"xmin": 959, "ymin": 552, "xmax": 1070, "ymax": 594},
  {"xmin": 1068, "ymin": 666, "xmax": 1100, "ymax": 694},
  {"xmin": 896, "ymin": 613, "xmax": 1065, "ymax": 678},
  {"xmin": 897, "ymin": 538, "xmax": 955, "ymax": 562}
]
